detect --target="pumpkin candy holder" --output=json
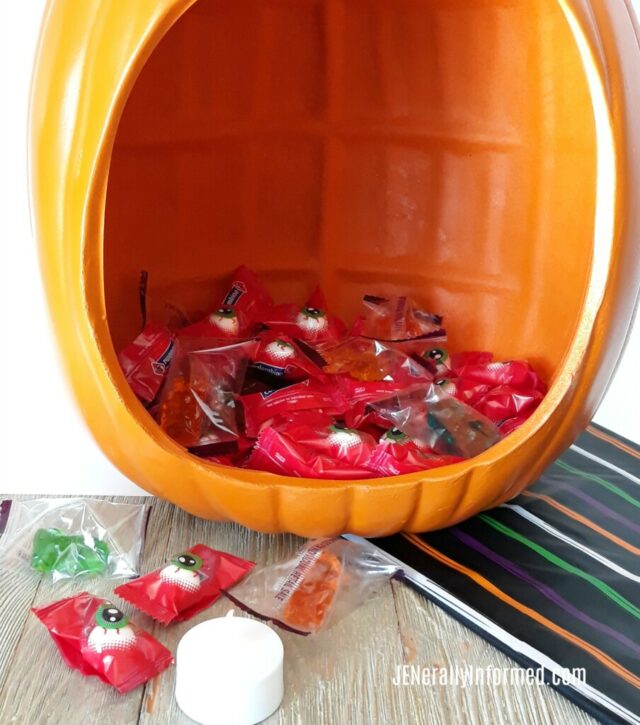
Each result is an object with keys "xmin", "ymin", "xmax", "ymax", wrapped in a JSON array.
[{"xmin": 30, "ymin": 0, "xmax": 640, "ymax": 536}]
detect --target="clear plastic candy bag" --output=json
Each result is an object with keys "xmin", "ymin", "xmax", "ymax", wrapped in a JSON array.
[
  {"xmin": 370, "ymin": 383, "xmax": 502, "ymax": 459},
  {"xmin": 319, "ymin": 337, "xmax": 432, "ymax": 384},
  {"xmin": 0, "ymin": 498, "xmax": 150, "ymax": 582},
  {"xmin": 224, "ymin": 537, "xmax": 400, "ymax": 634},
  {"xmin": 350, "ymin": 294, "xmax": 447, "ymax": 355},
  {"xmin": 158, "ymin": 338, "xmax": 258, "ymax": 449}
]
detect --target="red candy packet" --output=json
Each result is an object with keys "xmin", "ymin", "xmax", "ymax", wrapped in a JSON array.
[
  {"xmin": 251, "ymin": 331, "xmax": 325, "ymax": 382},
  {"xmin": 367, "ymin": 448, "xmax": 463, "ymax": 475},
  {"xmin": 273, "ymin": 417, "xmax": 378, "ymax": 468},
  {"xmin": 32, "ymin": 593, "xmax": 173, "ymax": 693},
  {"xmin": 114, "ymin": 544, "xmax": 254, "ymax": 626},
  {"xmin": 180, "ymin": 266, "xmax": 273, "ymax": 339},
  {"xmin": 438, "ymin": 359, "xmax": 547, "ymax": 433},
  {"xmin": 450, "ymin": 351, "xmax": 494, "ymax": 369},
  {"xmin": 473, "ymin": 385, "xmax": 545, "ymax": 431},
  {"xmin": 454, "ymin": 360, "xmax": 547, "ymax": 392},
  {"xmin": 259, "ymin": 287, "xmax": 347, "ymax": 344},
  {"xmin": 118, "ymin": 323, "xmax": 175, "ymax": 403},
  {"xmin": 241, "ymin": 378, "xmax": 346, "ymax": 438},
  {"xmin": 246, "ymin": 427, "xmax": 376, "ymax": 479}
]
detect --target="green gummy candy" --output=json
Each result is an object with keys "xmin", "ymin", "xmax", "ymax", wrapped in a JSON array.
[{"xmin": 31, "ymin": 528, "xmax": 110, "ymax": 576}]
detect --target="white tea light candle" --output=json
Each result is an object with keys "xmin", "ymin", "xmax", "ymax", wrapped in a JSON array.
[{"xmin": 175, "ymin": 611, "xmax": 284, "ymax": 725}]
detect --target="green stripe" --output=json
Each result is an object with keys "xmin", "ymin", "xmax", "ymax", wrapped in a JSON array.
[
  {"xmin": 479, "ymin": 514, "xmax": 640, "ymax": 621},
  {"xmin": 555, "ymin": 459, "xmax": 640, "ymax": 511}
]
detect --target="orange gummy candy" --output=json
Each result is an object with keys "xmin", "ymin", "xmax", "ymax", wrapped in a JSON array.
[
  {"xmin": 159, "ymin": 373, "xmax": 205, "ymax": 447},
  {"xmin": 322, "ymin": 342, "xmax": 393, "ymax": 381},
  {"xmin": 283, "ymin": 550, "xmax": 342, "ymax": 632}
]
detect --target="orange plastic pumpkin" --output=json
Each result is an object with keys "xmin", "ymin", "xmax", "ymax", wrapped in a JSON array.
[{"xmin": 30, "ymin": 0, "xmax": 640, "ymax": 536}]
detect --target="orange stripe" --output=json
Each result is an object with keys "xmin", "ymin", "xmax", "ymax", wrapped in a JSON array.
[
  {"xmin": 587, "ymin": 425, "xmax": 640, "ymax": 459},
  {"xmin": 522, "ymin": 492, "xmax": 640, "ymax": 557},
  {"xmin": 403, "ymin": 533, "xmax": 640, "ymax": 689}
]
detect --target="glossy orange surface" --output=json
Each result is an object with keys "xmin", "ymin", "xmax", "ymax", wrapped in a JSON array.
[{"xmin": 31, "ymin": 0, "xmax": 640, "ymax": 535}]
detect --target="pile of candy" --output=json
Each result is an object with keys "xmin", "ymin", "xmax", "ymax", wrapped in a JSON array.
[
  {"xmin": 33, "ymin": 543, "xmax": 254, "ymax": 692},
  {"xmin": 31, "ymin": 536, "xmax": 398, "ymax": 692},
  {"xmin": 119, "ymin": 266, "xmax": 547, "ymax": 478}
]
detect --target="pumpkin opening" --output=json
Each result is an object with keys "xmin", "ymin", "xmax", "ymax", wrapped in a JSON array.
[{"xmin": 104, "ymin": 0, "xmax": 597, "ymax": 413}]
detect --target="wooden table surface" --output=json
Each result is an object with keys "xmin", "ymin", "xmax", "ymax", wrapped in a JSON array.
[{"xmin": 0, "ymin": 496, "xmax": 596, "ymax": 725}]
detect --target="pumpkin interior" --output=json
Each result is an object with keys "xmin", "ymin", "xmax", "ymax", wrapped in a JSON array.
[{"xmin": 104, "ymin": 0, "xmax": 597, "ymax": 387}]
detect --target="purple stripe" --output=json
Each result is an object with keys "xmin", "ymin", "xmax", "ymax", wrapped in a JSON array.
[
  {"xmin": 451, "ymin": 528, "xmax": 640, "ymax": 657},
  {"xmin": 0, "ymin": 500, "xmax": 12, "ymax": 537},
  {"xmin": 555, "ymin": 483, "xmax": 640, "ymax": 536}
]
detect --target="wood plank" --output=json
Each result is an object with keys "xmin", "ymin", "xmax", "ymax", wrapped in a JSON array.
[{"xmin": 0, "ymin": 569, "xmax": 41, "ymax": 692}]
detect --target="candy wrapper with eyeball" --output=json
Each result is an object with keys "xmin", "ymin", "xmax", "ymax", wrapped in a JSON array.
[
  {"xmin": 246, "ymin": 427, "xmax": 376, "ymax": 479},
  {"xmin": 32, "ymin": 593, "xmax": 173, "ymax": 693},
  {"xmin": 114, "ymin": 544, "xmax": 254, "ymax": 625},
  {"xmin": 370, "ymin": 384, "xmax": 501, "ymax": 459},
  {"xmin": 250, "ymin": 331, "xmax": 325, "ymax": 382},
  {"xmin": 0, "ymin": 498, "xmax": 149, "ymax": 582},
  {"xmin": 159, "ymin": 338, "xmax": 258, "ymax": 449},
  {"xmin": 258, "ymin": 287, "xmax": 347, "ymax": 344},
  {"xmin": 224, "ymin": 538, "xmax": 400, "ymax": 635},
  {"xmin": 180, "ymin": 265, "xmax": 274, "ymax": 339},
  {"xmin": 272, "ymin": 415, "xmax": 378, "ymax": 468}
]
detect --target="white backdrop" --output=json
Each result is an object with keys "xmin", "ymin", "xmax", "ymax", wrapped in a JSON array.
[{"xmin": 0, "ymin": 1, "xmax": 638, "ymax": 496}]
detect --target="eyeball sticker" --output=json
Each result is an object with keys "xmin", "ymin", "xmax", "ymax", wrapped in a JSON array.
[
  {"xmin": 435, "ymin": 378, "xmax": 457, "ymax": 397},
  {"xmin": 159, "ymin": 551, "xmax": 205, "ymax": 592},
  {"xmin": 424, "ymin": 348, "xmax": 449, "ymax": 365},
  {"xmin": 383, "ymin": 428, "xmax": 410, "ymax": 444},
  {"xmin": 327, "ymin": 424, "xmax": 363, "ymax": 452},
  {"xmin": 424, "ymin": 347, "xmax": 450, "ymax": 376},
  {"xmin": 211, "ymin": 306, "xmax": 239, "ymax": 335},
  {"xmin": 87, "ymin": 603, "xmax": 136, "ymax": 653},
  {"xmin": 264, "ymin": 339, "xmax": 296, "ymax": 363},
  {"xmin": 297, "ymin": 306, "xmax": 327, "ymax": 333}
]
